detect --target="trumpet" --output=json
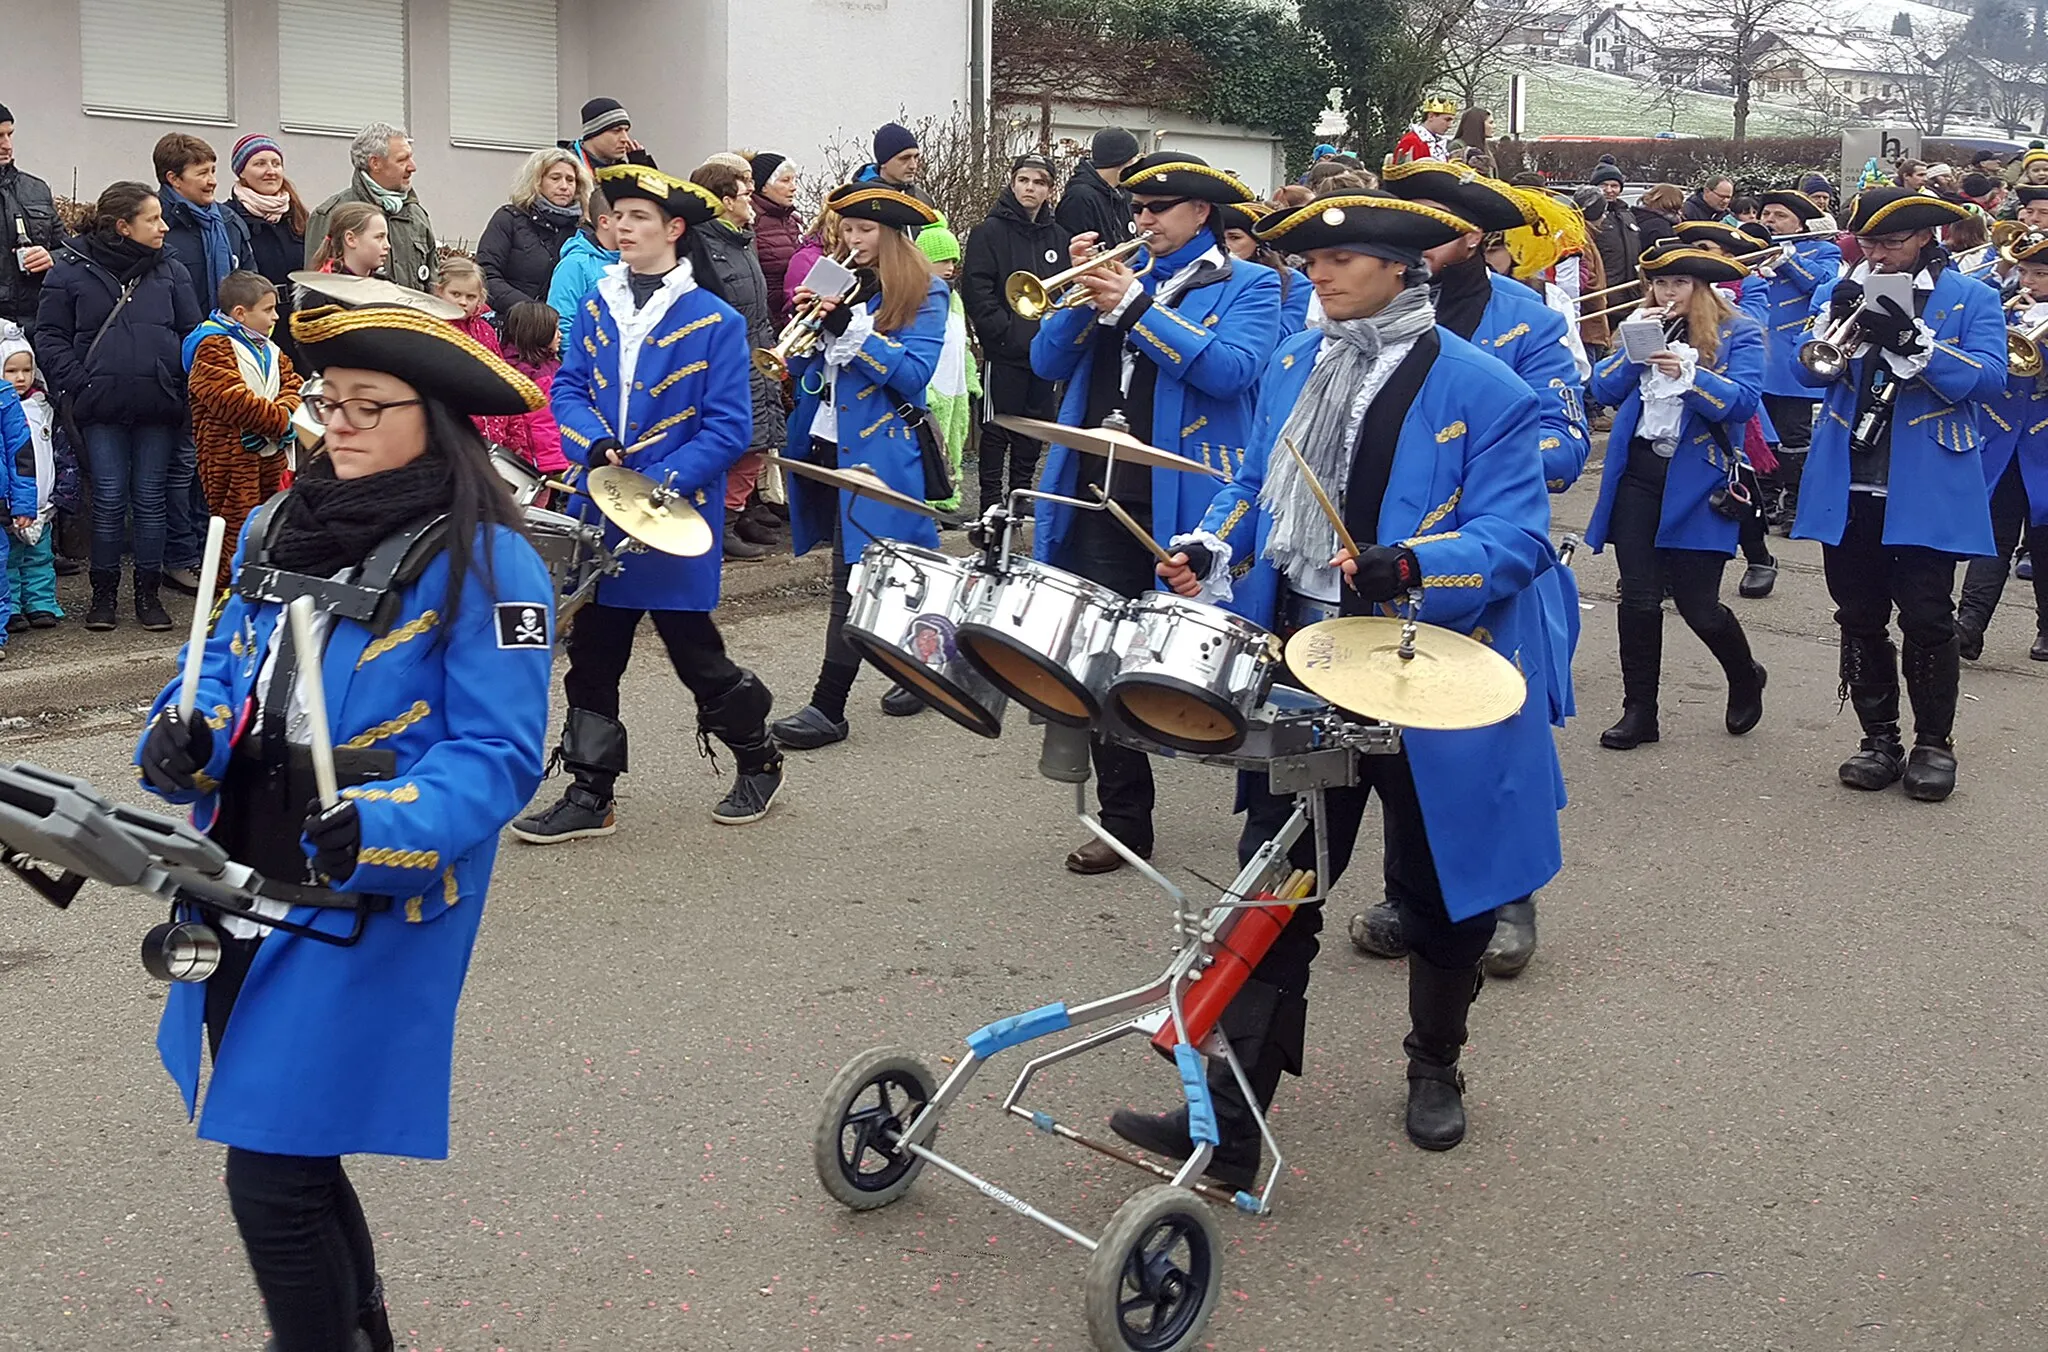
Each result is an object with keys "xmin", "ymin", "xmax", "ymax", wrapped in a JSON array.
[
  {"xmin": 1798, "ymin": 313, "xmax": 1860, "ymax": 380},
  {"xmin": 753, "ymin": 252, "xmax": 861, "ymax": 382},
  {"xmin": 1006, "ymin": 232, "xmax": 1157, "ymax": 319},
  {"xmin": 2006, "ymin": 295, "xmax": 2048, "ymax": 374}
]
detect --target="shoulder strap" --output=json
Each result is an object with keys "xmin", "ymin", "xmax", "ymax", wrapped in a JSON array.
[{"xmin": 82, "ymin": 276, "xmax": 139, "ymax": 369}]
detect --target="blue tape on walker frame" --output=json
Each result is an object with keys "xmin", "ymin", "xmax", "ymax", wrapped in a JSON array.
[
  {"xmin": 1175, "ymin": 1043, "xmax": 1220, "ymax": 1146},
  {"xmin": 965, "ymin": 1002, "xmax": 1071, "ymax": 1057}
]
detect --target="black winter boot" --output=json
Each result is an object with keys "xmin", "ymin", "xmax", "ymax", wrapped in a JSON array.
[
  {"xmin": 511, "ymin": 709, "xmax": 627, "ymax": 842},
  {"xmin": 1482, "ymin": 897, "xmax": 1536, "ymax": 978},
  {"xmin": 722, "ymin": 509, "xmax": 769, "ymax": 560},
  {"xmin": 1698, "ymin": 607, "xmax": 1766, "ymax": 735},
  {"xmin": 1901, "ymin": 636, "xmax": 1960, "ymax": 802},
  {"xmin": 1404, "ymin": 955, "xmax": 1483, "ymax": 1151},
  {"xmin": 1837, "ymin": 635, "xmax": 1905, "ymax": 790},
  {"xmin": 132, "ymin": 570, "xmax": 173, "ymax": 632},
  {"xmin": 1348, "ymin": 902, "xmax": 1408, "ymax": 959},
  {"xmin": 1600, "ymin": 606, "xmax": 1663, "ymax": 749},
  {"xmin": 698, "ymin": 669, "xmax": 784, "ymax": 825},
  {"xmin": 84, "ymin": 570, "xmax": 120, "ymax": 631}
]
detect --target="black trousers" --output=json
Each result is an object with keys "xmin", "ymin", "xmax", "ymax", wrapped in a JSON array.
[
  {"xmin": 1821, "ymin": 492, "xmax": 1959, "ymax": 650},
  {"xmin": 1761, "ymin": 394, "xmax": 1814, "ymax": 453},
  {"xmin": 1607, "ymin": 460, "xmax": 1736, "ymax": 632},
  {"xmin": 1236, "ymin": 753, "xmax": 1498, "ymax": 1012},
  {"xmin": 1959, "ymin": 458, "xmax": 2048, "ymax": 636},
  {"xmin": 978, "ymin": 363, "xmax": 1055, "ymax": 514},
  {"xmin": 1062, "ymin": 505, "xmax": 1158, "ymax": 850},
  {"xmin": 563, "ymin": 604, "xmax": 746, "ymax": 718}
]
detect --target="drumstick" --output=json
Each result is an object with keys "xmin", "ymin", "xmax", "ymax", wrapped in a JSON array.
[
  {"xmin": 286, "ymin": 597, "xmax": 340, "ymax": 809},
  {"xmin": 1282, "ymin": 437, "xmax": 1360, "ymax": 561},
  {"xmin": 178, "ymin": 517, "xmax": 227, "ymax": 719},
  {"xmin": 1088, "ymin": 485, "xmax": 1173, "ymax": 564},
  {"xmin": 622, "ymin": 429, "xmax": 670, "ymax": 457}
]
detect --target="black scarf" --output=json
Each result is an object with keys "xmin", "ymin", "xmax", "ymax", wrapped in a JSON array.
[
  {"xmin": 269, "ymin": 449, "xmax": 455, "ymax": 577},
  {"xmin": 85, "ymin": 230, "xmax": 161, "ymax": 282},
  {"xmin": 1431, "ymin": 254, "xmax": 1494, "ymax": 340}
]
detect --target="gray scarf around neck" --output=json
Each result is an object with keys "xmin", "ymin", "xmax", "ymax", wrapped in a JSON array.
[{"xmin": 1260, "ymin": 284, "xmax": 1437, "ymax": 590}]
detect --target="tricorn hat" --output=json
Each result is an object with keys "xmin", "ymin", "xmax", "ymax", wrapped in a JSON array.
[
  {"xmin": 1673, "ymin": 220, "xmax": 1754, "ymax": 256},
  {"xmin": 290, "ymin": 305, "xmax": 544, "ymax": 416},
  {"xmin": 596, "ymin": 165, "xmax": 720, "ymax": 227},
  {"xmin": 1841, "ymin": 186, "xmax": 1970, "ymax": 236},
  {"xmin": 1256, "ymin": 193, "xmax": 1475, "ymax": 266},
  {"xmin": 826, "ymin": 182, "xmax": 942, "ymax": 232},
  {"xmin": 1120, "ymin": 152, "xmax": 1256, "ymax": 205},
  {"xmin": 1638, "ymin": 241, "xmax": 1750, "ymax": 285},
  {"xmin": 1380, "ymin": 160, "xmax": 1532, "ymax": 233},
  {"xmin": 1758, "ymin": 188, "xmax": 1826, "ymax": 223}
]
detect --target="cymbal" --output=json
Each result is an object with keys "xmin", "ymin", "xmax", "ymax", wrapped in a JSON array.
[
  {"xmin": 763, "ymin": 454, "xmax": 944, "ymax": 519},
  {"xmin": 287, "ymin": 271, "xmax": 465, "ymax": 320},
  {"xmin": 1283, "ymin": 616, "xmax": 1526, "ymax": 731},
  {"xmin": 584, "ymin": 466, "xmax": 714, "ymax": 557},
  {"xmin": 993, "ymin": 416, "xmax": 1227, "ymax": 479}
]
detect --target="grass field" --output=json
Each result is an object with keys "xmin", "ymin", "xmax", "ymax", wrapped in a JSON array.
[{"xmin": 1520, "ymin": 62, "xmax": 1813, "ymax": 138}]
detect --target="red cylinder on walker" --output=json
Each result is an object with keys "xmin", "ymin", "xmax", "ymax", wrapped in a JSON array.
[{"xmin": 1152, "ymin": 898, "xmax": 1297, "ymax": 1053}]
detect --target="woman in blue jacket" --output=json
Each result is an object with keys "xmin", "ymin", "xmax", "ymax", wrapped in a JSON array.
[
  {"xmin": 133, "ymin": 300, "xmax": 553, "ymax": 1352},
  {"xmin": 771, "ymin": 183, "xmax": 950, "ymax": 749},
  {"xmin": 1220, "ymin": 202, "xmax": 1310, "ymax": 332},
  {"xmin": 33, "ymin": 181, "xmax": 201, "ymax": 632},
  {"xmin": 1585, "ymin": 243, "xmax": 1768, "ymax": 750}
]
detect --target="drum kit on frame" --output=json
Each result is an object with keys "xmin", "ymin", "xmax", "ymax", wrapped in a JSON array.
[{"xmin": 795, "ymin": 417, "xmax": 1530, "ymax": 1352}]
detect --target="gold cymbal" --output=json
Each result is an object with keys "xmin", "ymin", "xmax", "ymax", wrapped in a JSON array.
[
  {"xmin": 763, "ymin": 454, "xmax": 944, "ymax": 519},
  {"xmin": 992, "ymin": 415, "xmax": 1227, "ymax": 478},
  {"xmin": 1283, "ymin": 616, "xmax": 1526, "ymax": 731},
  {"xmin": 584, "ymin": 466, "xmax": 714, "ymax": 557}
]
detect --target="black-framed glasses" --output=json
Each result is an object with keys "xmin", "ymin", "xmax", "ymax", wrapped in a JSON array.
[
  {"xmin": 1132, "ymin": 197, "xmax": 1193, "ymax": 218},
  {"xmin": 1855, "ymin": 232, "xmax": 1917, "ymax": 250},
  {"xmin": 303, "ymin": 395, "xmax": 424, "ymax": 430}
]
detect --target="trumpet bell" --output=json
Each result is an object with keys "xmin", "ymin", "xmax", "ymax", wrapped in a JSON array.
[
  {"xmin": 1005, "ymin": 272, "xmax": 1053, "ymax": 321},
  {"xmin": 752, "ymin": 346, "xmax": 789, "ymax": 382},
  {"xmin": 2011, "ymin": 330, "xmax": 2044, "ymax": 377},
  {"xmin": 1798, "ymin": 339, "xmax": 1848, "ymax": 380}
]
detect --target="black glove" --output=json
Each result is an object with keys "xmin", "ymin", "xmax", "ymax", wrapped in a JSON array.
[
  {"xmin": 1348, "ymin": 545, "xmax": 1423, "ymax": 602},
  {"xmin": 302, "ymin": 799, "xmax": 361, "ymax": 882},
  {"xmin": 1175, "ymin": 540, "xmax": 1217, "ymax": 581},
  {"xmin": 818, "ymin": 269, "xmax": 881, "ymax": 337},
  {"xmin": 139, "ymin": 709, "xmax": 213, "ymax": 795},
  {"xmin": 1828, "ymin": 279, "xmax": 1864, "ymax": 324},
  {"xmin": 589, "ymin": 436, "xmax": 624, "ymax": 465},
  {"xmin": 1859, "ymin": 296, "xmax": 1925, "ymax": 357}
]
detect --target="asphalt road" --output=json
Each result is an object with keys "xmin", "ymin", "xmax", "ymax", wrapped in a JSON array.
[{"xmin": 4, "ymin": 478, "xmax": 2048, "ymax": 1352}]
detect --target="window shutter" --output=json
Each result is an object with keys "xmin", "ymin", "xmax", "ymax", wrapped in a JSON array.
[
  {"xmin": 278, "ymin": 0, "xmax": 409, "ymax": 135},
  {"xmin": 448, "ymin": 0, "xmax": 560, "ymax": 150},
  {"xmin": 80, "ymin": 0, "xmax": 229, "ymax": 122}
]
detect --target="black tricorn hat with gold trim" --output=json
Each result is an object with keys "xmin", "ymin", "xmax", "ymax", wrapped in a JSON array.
[
  {"xmin": 1256, "ymin": 193, "xmax": 1476, "ymax": 264},
  {"xmin": 1120, "ymin": 152, "xmax": 1256, "ymax": 205},
  {"xmin": 826, "ymin": 182, "xmax": 941, "ymax": 232},
  {"xmin": 596, "ymin": 165, "xmax": 720, "ymax": 227},
  {"xmin": 1638, "ymin": 241, "xmax": 1750, "ymax": 284},
  {"xmin": 290, "ymin": 304, "xmax": 545, "ymax": 416},
  {"xmin": 1673, "ymin": 219, "xmax": 1754, "ymax": 256},
  {"xmin": 1758, "ymin": 188, "xmax": 1826, "ymax": 222},
  {"xmin": 2008, "ymin": 229, "xmax": 2048, "ymax": 263},
  {"xmin": 1379, "ymin": 160, "xmax": 1532, "ymax": 233},
  {"xmin": 1842, "ymin": 187, "xmax": 1970, "ymax": 236}
]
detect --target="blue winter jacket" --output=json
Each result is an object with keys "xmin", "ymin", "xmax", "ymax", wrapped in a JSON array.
[
  {"xmin": 548, "ymin": 228, "xmax": 619, "ymax": 345},
  {"xmin": 33, "ymin": 237, "xmax": 201, "ymax": 426}
]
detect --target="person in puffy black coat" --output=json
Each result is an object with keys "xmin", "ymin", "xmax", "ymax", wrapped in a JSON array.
[
  {"xmin": 963, "ymin": 157, "xmax": 1071, "ymax": 514},
  {"xmin": 33, "ymin": 182, "xmax": 200, "ymax": 633},
  {"xmin": 476, "ymin": 149, "xmax": 591, "ymax": 316},
  {"xmin": 1054, "ymin": 128, "xmax": 1141, "ymax": 250}
]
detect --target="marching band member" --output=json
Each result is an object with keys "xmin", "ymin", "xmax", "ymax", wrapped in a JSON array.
[
  {"xmin": 1027, "ymin": 152, "xmax": 1281, "ymax": 875},
  {"xmin": 1218, "ymin": 201, "xmax": 1309, "ymax": 331},
  {"xmin": 769, "ymin": 183, "xmax": 952, "ymax": 749},
  {"xmin": 1114, "ymin": 195, "xmax": 1560, "ymax": 1177},
  {"xmin": 1745, "ymin": 190, "xmax": 1844, "ymax": 534},
  {"xmin": 1582, "ymin": 243, "xmax": 1768, "ymax": 751},
  {"xmin": 1353, "ymin": 161, "xmax": 1588, "ymax": 974},
  {"xmin": 134, "ymin": 301, "xmax": 554, "ymax": 1351},
  {"xmin": 1794, "ymin": 188, "xmax": 2005, "ymax": 802},
  {"xmin": 1392, "ymin": 96, "xmax": 1459, "ymax": 165},
  {"xmin": 1956, "ymin": 231, "xmax": 2048, "ymax": 662},
  {"xmin": 2015, "ymin": 185, "xmax": 2048, "ymax": 233},
  {"xmin": 515, "ymin": 166, "xmax": 781, "ymax": 841}
]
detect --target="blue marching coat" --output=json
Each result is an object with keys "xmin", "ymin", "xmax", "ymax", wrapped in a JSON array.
[
  {"xmin": 554, "ymin": 264, "xmax": 755, "ymax": 611},
  {"xmin": 786, "ymin": 277, "xmax": 950, "ymax": 563},
  {"xmin": 1202, "ymin": 328, "xmax": 1563, "ymax": 919},
  {"xmin": 1029, "ymin": 252, "xmax": 1281, "ymax": 572},
  {"xmin": 138, "ymin": 523, "xmax": 554, "ymax": 1159},
  {"xmin": 1982, "ymin": 369, "xmax": 2048, "ymax": 523},
  {"xmin": 1743, "ymin": 239, "xmax": 1843, "ymax": 398},
  {"xmin": 1584, "ymin": 314, "xmax": 1765, "ymax": 556},
  {"xmin": 1793, "ymin": 266, "xmax": 2005, "ymax": 556}
]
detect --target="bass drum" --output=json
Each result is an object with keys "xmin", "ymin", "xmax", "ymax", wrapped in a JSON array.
[
  {"xmin": 844, "ymin": 542, "xmax": 1009, "ymax": 738},
  {"xmin": 1105, "ymin": 593, "xmax": 1280, "ymax": 754}
]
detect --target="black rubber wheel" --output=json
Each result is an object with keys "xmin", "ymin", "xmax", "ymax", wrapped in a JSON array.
[
  {"xmin": 1083, "ymin": 1185, "xmax": 1223, "ymax": 1352},
  {"xmin": 813, "ymin": 1046, "xmax": 936, "ymax": 1211}
]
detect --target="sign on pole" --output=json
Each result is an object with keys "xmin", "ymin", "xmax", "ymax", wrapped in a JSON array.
[
  {"xmin": 1841, "ymin": 126, "xmax": 1922, "ymax": 194},
  {"xmin": 1508, "ymin": 74, "xmax": 1528, "ymax": 138}
]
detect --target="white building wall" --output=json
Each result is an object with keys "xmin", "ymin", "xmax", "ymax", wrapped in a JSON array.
[{"xmin": 1033, "ymin": 104, "xmax": 1285, "ymax": 198}]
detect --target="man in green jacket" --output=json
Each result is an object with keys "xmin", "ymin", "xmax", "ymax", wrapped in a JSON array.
[{"xmin": 306, "ymin": 122, "xmax": 439, "ymax": 290}]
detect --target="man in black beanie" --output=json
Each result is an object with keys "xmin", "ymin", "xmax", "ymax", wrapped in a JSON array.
[
  {"xmin": 0, "ymin": 104, "xmax": 58, "ymax": 335},
  {"xmin": 1056, "ymin": 126, "xmax": 1141, "ymax": 248},
  {"xmin": 562, "ymin": 97, "xmax": 657, "ymax": 174},
  {"xmin": 858, "ymin": 122, "xmax": 936, "ymax": 207}
]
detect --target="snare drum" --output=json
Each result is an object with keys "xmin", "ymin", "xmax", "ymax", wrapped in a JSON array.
[
  {"xmin": 844, "ymin": 542, "xmax": 1008, "ymax": 738},
  {"xmin": 492, "ymin": 448, "xmax": 546, "ymax": 507},
  {"xmin": 1106, "ymin": 593, "xmax": 1280, "ymax": 753},
  {"xmin": 523, "ymin": 505, "xmax": 609, "ymax": 616},
  {"xmin": 955, "ymin": 559, "xmax": 1125, "ymax": 727}
]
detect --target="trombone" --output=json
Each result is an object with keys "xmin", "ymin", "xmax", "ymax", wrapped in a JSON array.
[
  {"xmin": 1006, "ymin": 231, "xmax": 1157, "ymax": 319},
  {"xmin": 753, "ymin": 252, "xmax": 860, "ymax": 382},
  {"xmin": 1575, "ymin": 229, "xmax": 1840, "ymax": 316}
]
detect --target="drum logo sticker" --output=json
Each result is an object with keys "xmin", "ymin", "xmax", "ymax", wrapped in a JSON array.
[
  {"xmin": 908, "ymin": 613, "xmax": 958, "ymax": 666},
  {"xmin": 496, "ymin": 603, "xmax": 551, "ymax": 649}
]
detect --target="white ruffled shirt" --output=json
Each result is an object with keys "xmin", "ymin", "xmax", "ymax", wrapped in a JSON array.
[{"xmin": 1635, "ymin": 340, "xmax": 1700, "ymax": 454}]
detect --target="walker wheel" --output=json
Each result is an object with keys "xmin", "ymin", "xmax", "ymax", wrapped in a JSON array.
[
  {"xmin": 1084, "ymin": 1185, "xmax": 1223, "ymax": 1352},
  {"xmin": 813, "ymin": 1046, "xmax": 936, "ymax": 1211}
]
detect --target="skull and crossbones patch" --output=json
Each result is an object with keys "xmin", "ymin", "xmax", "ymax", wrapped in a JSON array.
[{"xmin": 495, "ymin": 603, "xmax": 551, "ymax": 649}]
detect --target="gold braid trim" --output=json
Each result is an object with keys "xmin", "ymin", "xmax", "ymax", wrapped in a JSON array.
[
  {"xmin": 1491, "ymin": 322, "xmax": 1530, "ymax": 347},
  {"xmin": 1414, "ymin": 487, "xmax": 1462, "ymax": 534},
  {"xmin": 203, "ymin": 703, "xmax": 232, "ymax": 732},
  {"xmin": 358, "ymin": 611, "xmax": 439, "ymax": 667},
  {"xmin": 360, "ymin": 847, "xmax": 439, "ymax": 871},
  {"xmin": 1423, "ymin": 573, "xmax": 1483, "ymax": 588},
  {"xmin": 562, "ymin": 426, "xmax": 592, "ymax": 449},
  {"xmin": 1182, "ymin": 415, "xmax": 1209, "ymax": 438},
  {"xmin": 1402, "ymin": 530, "xmax": 1462, "ymax": 546},
  {"xmin": 1434, "ymin": 421, "xmax": 1468, "ymax": 443},
  {"xmin": 342, "ymin": 700, "xmax": 431, "ymax": 750},
  {"xmin": 649, "ymin": 360, "xmax": 709, "ymax": 397},
  {"xmin": 343, "ymin": 783, "xmax": 421, "ymax": 804},
  {"xmin": 1132, "ymin": 321, "xmax": 1182, "ymax": 363},
  {"xmin": 1215, "ymin": 499, "xmax": 1251, "ymax": 542},
  {"xmin": 1122, "ymin": 161, "xmax": 1255, "ymax": 200},
  {"xmin": 859, "ymin": 410, "xmax": 895, "ymax": 440},
  {"xmin": 654, "ymin": 311, "xmax": 725, "ymax": 348},
  {"xmin": 635, "ymin": 407, "xmax": 699, "ymax": 443}
]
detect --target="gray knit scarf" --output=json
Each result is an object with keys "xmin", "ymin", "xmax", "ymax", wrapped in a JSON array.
[{"xmin": 1260, "ymin": 283, "xmax": 1437, "ymax": 591}]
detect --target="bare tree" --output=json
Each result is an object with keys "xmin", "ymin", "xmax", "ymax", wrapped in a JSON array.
[
  {"xmin": 1435, "ymin": 0, "xmax": 1549, "ymax": 108},
  {"xmin": 1877, "ymin": 18, "xmax": 1976, "ymax": 135},
  {"xmin": 1971, "ymin": 52, "xmax": 2048, "ymax": 135},
  {"xmin": 1643, "ymin": 0, "xmax": 1824, "ymax": 148}
]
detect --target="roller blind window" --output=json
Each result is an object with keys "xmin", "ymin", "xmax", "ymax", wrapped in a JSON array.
[
  {"xmin": 80, "ymin": 0, "xmax": 230, "ymax": 122},
  {"xmin": 449, "ymin": 0, "xmax": 559, "ymax": 150},
  {"xmin": 279, "ymin": 0, "xmax": 408, "ymax": 135}
]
